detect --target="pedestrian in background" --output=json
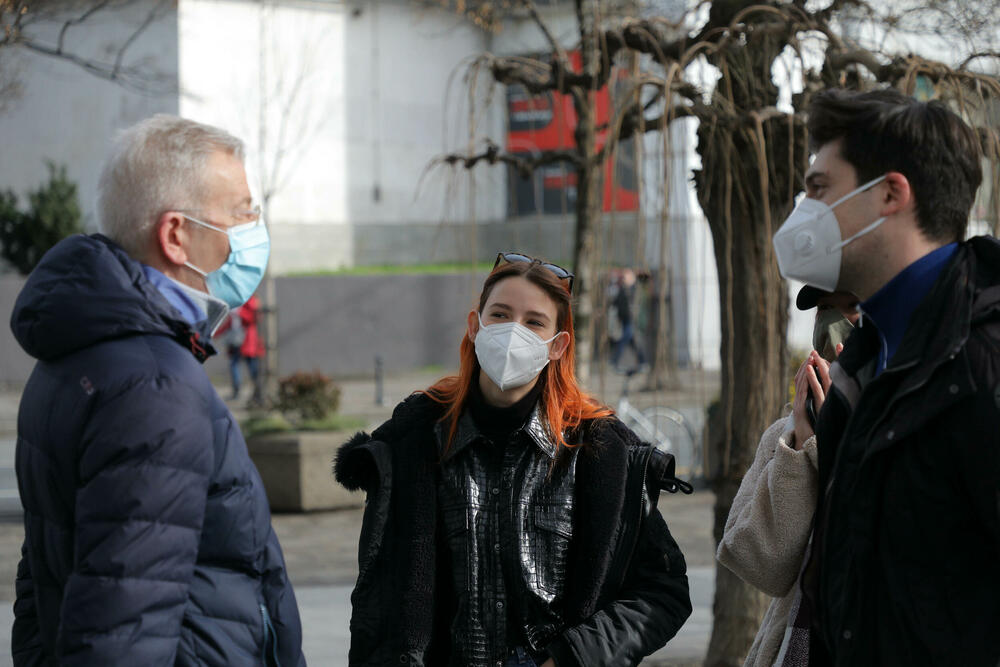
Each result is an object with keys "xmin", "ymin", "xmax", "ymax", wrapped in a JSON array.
[
  {"xmin": 9, "ymin": 115, "xmax": 304, "ymax": 666},
  {"xmin": 218, "ymin": 294, "xmax": 265, "ymax": 402},
  {"xmin": 335, "ymin": 252, "xmax": 693, "ymax": 666},
  {"xmin": 717, "ymin": 286, "xmax": 859, "ymax": 667},
  {"xmin": 611, "ymin": 267, "xmax": 648, "ymax": 372},
  {"xmin": 237, "ymin": 294, "xmax": 265, "ymax": 403},
  {"xmin": 772, "ymin": 87, "xmax": 1000, "ymax": 666}
]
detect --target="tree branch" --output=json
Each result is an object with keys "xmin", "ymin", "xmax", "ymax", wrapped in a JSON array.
[
  {"xmin": 435, "ymin": 140, "xmax": 584, "ymax": 178},
  {"xmin": 960, "ymin": 51, "xmax": 1000, "ymax": 71},
  {"xmin": 57, "ymin": 0, "xmax": 113, "ymax": 54},
  {"xmin": 9, "ymin": 0, "xmax": 176, "ymax": 95}
]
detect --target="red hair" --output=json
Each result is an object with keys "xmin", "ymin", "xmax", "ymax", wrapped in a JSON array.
[{"xmin": 423, "ymin": 260, "xmax": 612, "ymax": 455}]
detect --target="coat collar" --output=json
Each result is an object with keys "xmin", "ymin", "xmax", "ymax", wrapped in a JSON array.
[
  {"xmin": 838, "ymin": 240, "xmax": 971, "ymax": 383},
  {"xmin": 434, "ymin": 404, "xmax": 558, "ymax": 461},
  {"xmin": 829, "ymin": 238, "xmax": 1000, "ymax": 457}
]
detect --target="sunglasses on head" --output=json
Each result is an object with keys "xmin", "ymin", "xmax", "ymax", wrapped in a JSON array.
[{"xmin": 493, "ymin": 252, "xmax": 575, "ymax": 293}]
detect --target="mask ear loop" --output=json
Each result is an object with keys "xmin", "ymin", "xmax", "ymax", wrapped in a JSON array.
[
  {"xmin": 181, "ymin": 215, "xmax": 233, "ymax": 277},
  {"xmin": 541, "ymin": 330, "xmax": 567, "ymax": 344},
  {"xmin": 826, "ymin": 174, "xmax": 889, "ymax": 254},
  {"xmin": 829, "ymin": 216, "xmax": 888, "ymax": 253},
  {"xmin": 828, "ymin": 174, "xmax": 887, "ymax": 210},
  {"xmin": 184, "ymin": 261, "xmax": 209, "ymax": 277}
]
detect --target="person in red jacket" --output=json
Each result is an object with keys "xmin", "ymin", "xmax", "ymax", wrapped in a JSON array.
[
  {"xmin": 219, "ymin": 295, "xmax": 265, "ymax": 402},
  {"xmin": 235, "ymin": 295, "xmax": 265, "ymax": 402}
]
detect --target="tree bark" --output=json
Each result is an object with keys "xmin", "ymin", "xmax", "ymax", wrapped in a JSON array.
[
  {"xmin": 647, "ymin": 211, "xmax": 678, "ymax": 390},
  {"xmin": 708, "ymin": 478, "xmax": 771, "ymax": 665},
  {"xmin": 571, "ymin": 92, "xmax": 601, "ymax": 385},
  {"xmin": 570, "ymin": 0, "xmax": 602, "ymax": 385},
  {"xmin": 695, "ymin": 77, "xmax": 806, "ymax": 665}
]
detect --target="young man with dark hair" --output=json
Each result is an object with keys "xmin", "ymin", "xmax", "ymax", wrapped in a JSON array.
[{"xmin": 771, "ymin": 87, "xmax": 1000, "ymax": 666}]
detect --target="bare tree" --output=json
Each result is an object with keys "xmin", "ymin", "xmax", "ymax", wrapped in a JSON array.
[
  {"xmin": 0, "ymin": 0, "xmax": 177, "ymax": 107},
  {"xmin": 251, "ymin": 1, "xmax": 334, "ymax": 214},
  {"xmin": 240, "ymin": 0, "xmax": 336, "ymax": 401},
  {"xmin": 431, "ymin": 0, "xmax": 1000, "ymax": 664}
]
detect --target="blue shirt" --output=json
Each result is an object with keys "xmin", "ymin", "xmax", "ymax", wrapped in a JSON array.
[
  {"xmin": 860, "ymin": 243, "xmax": 957, "ymax": 375},
  {"xmin": 142, "ymin": 265, "xmax": 206, "ymax": 326}
]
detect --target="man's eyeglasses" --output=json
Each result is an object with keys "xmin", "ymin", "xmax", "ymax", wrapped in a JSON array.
[
  {"xmin": 493, "ymin": 252, "xmax": 574, "ymax": 293},
  {"xmin": 234, "ymin": 204, "xmax": 263, "ymax": 224},
  {"xmin": 175, "ymin": 203, "xmax": 263, "ymax": 227}
]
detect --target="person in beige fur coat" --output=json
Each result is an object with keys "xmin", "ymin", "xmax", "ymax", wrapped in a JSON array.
[{"xmin": 717, "ymin": 287, "xmax": 859, "ymax": 667}]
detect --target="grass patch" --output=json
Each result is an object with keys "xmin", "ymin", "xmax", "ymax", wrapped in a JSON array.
[
  {"xmin": 285, "ymin": 262, "xmax": 493, "ymax": 277},
  {"xmin": 242, "ymin": 413, "xmax": 366, "ymax": 438}
]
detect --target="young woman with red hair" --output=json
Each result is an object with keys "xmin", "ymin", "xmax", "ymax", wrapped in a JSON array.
[{"xmin": 335, "ymin": 253, "xmax": 693, "ymax": 667}]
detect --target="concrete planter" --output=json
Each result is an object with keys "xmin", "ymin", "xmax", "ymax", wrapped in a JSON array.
[{"xmin": 247, "ymin": 430, "xmax": 362, "ymax": 512}]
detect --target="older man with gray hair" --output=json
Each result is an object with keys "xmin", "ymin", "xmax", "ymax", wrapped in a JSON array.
[{"xmin": 10, "ymin": 115, "xmax": 305, "ymax": 666}]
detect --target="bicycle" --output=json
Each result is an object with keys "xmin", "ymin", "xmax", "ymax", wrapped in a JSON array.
[{"xmin": 614, "ymin": 369, "xmax": 701, "ymax": 479}]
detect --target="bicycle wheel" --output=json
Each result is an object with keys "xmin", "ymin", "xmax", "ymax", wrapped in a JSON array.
[{"xmin": 640, "ymin": 406, "xmax": 700, "ymax": 478}]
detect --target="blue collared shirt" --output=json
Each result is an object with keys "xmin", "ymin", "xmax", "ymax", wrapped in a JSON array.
[
  {"xmin": 860, "ymin": 242, "xmax": 957, "ymax": 375},
  {"xmin": 142, "ymin": 265, "xmax": 207, "ymax": 326}
]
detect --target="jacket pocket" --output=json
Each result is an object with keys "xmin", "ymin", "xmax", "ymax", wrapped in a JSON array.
[
  {"xmin": 441, "ymin": 506, "xmax": 473, "ymax": 594},
  {"xmin": 531, "ymin": 505, "xmax": 573, "ymax": 598}
]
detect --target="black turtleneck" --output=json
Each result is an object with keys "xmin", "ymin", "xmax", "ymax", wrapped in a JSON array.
[{"xmin": 467, "ymin": 373, "xmax": 544, "ymax": 446}]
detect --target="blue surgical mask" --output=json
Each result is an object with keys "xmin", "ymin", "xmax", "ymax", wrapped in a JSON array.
[{"xmin": 183, "ymin": 215, "xmax": 270, "ymax": 308}]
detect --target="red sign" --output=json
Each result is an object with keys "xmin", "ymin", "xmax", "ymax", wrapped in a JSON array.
[{"xmin": 506, "ymin": 51, "xmax": 638, "ymax": 216}]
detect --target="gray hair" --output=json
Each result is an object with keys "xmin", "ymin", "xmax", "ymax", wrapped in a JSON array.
[{"xmin": 97, "ymin": 114, "xmax": 245, "ymax": 257}]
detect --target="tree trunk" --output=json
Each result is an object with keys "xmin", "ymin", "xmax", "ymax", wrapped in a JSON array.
[
  {"xmin": 570, "ymin": 0, "xmax": 602, "ymax": 385},
  {"xmin": 571, "ymin": 93, "xmax": 601, "ymax": 385},
  {"xmin": 708, "ymin": 478, "xmax": 771, "ymax": 665},
  {"xmin": 647, "ymin": 212, "xmax": 679, "ymax": 390},
  {"xmin": 695, "ymin": 105, "xmax": 805, "ymax": 665}
]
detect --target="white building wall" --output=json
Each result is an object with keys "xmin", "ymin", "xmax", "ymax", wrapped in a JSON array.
[
  {"xmin": 179, "ymin": 0, "xmax": 503, "ymax": 273},
  {"xmin": 0, "ymin": 1, "xmax": 179, "ymax": 231}
]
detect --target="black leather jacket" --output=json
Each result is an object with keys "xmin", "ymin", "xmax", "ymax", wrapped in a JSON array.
[
  {"xmin": 335, "ymin": 393, "xmax": 693, "ymax": 667},
  {"xmin": 437, "ymin": 405, "xmax": 578, "ymax": 665}
]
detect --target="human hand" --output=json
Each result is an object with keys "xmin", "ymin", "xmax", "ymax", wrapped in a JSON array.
[
  {"xmin": 539, "ymin": 660, "xmax": 555, "ymax": 667},
  {"xmin": 791, "ymin": 351, "xmax": 831, "ymax": 449}
]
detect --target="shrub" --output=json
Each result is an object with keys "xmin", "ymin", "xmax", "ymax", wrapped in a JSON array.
[
  {"xmin": 276, "ymin": 370, "xmax": 341, "ymax": 421},
  {"xmin": 0, "ymin": 162, "xmax": 83, "ymax": 274}
]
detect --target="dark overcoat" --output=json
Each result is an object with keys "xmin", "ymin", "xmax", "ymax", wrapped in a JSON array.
[{"xmin": 10, "ymin": 234, "xmax": 304, "ymax": 667}]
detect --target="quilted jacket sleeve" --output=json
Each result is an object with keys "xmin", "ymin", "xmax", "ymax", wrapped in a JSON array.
[
  {"xmin": 546, "ymin": 507, "xmax": 692, "ymax": 666},
  {"xmin": 716, "ymin": 415, "xmax": 818, "ymax": 598},
  {"xmin": 57, "ymin": 376, "xmax": 213, "ymax": 665}
]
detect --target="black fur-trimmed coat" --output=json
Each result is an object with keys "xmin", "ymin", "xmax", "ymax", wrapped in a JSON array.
[{"xmin": 334, "ymin": 393, "xmax": 693, "ymax": 667}]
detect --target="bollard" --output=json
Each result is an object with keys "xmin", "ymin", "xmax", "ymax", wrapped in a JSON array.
[{"xmin": 374, "ymin": 355, "xmax": 385, "ymax": 406}]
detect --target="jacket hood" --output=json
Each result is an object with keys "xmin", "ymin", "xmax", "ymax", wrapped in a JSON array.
[{"xmin": 10, "ymin": 234, "xmax": 211, "ymax": 361}]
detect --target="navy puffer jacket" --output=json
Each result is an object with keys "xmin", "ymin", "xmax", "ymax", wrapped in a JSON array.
[{"xmin": 9, "ymin": 234, "xmax": 305, "ymax": 666}]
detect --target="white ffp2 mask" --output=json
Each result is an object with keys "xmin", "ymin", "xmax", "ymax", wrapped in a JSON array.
[
  {"xmin": 474, "ymin": 314, "xmax": 563, "ymax": 391},
  {"xmin": 772, "ymin": 175, "xmax": 887, "ymax": 292}
]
